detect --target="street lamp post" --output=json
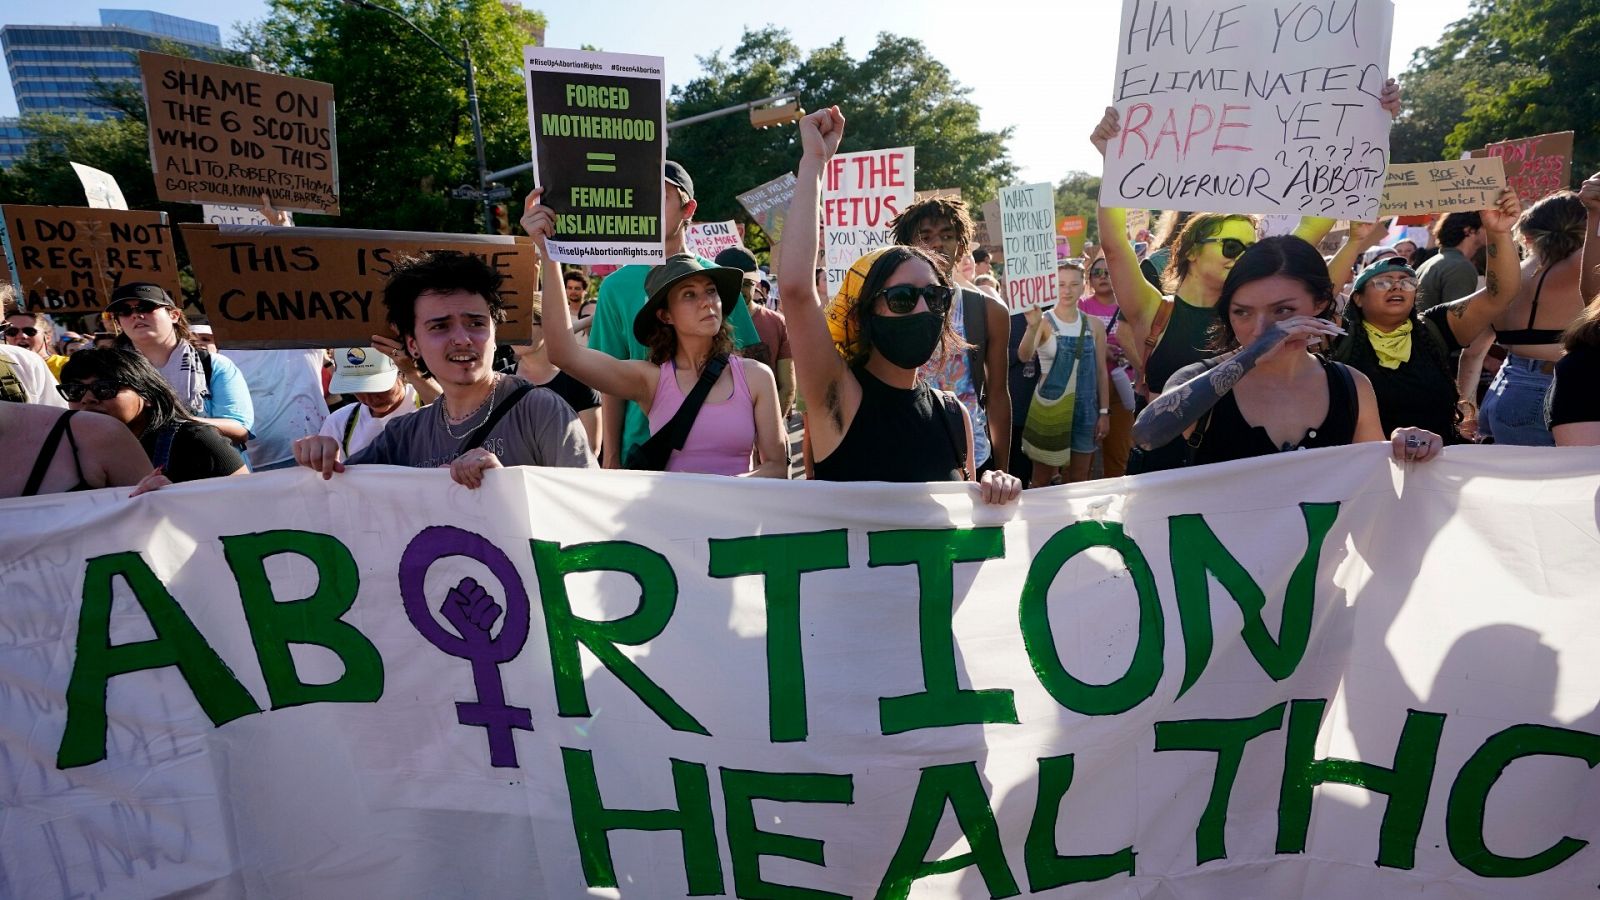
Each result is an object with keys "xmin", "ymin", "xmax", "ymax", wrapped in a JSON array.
[{"xmin": 340, "ymin": 0, "xmax": 494, "ymax": 232}]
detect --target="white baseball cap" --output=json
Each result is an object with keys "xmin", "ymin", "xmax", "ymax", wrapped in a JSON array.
[{"xmin": 329, "ymin": 346, "xmax": 398, "ymax": 394}]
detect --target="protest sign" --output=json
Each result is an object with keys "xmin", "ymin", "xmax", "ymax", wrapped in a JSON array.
[
  {"xmin": 139, "ymin": 51, "xmax": 338, "ymax": 214},
  {"xmin": 69, "ymin": 162, "xmax": 129, "ymax": 210},
  {"xmin": 822, "ymin": 146, "xmax": 914, "ymax": 297},
  {"xmin": 202, "ymin": 203, "xmax": 291, "ymax": 226},
  {"xmin": 1475, "ymin": 131, "xmax": 1574, "ymax": 207},
  {"xmin": 1379, "ymin": 158, "xmax": 1505, "ymax": 216},
  {"xmin": 523, "ymin": 47, "xmax": 666, "ymax": 265},
  {"xmin": 736, "ymin": 173, "xmax": 798, "ymax": 243},
  {"xmin": 3, "ymin": 447, "xmax": 1599, "ymax": 898},
  {"xmin": 1056, "ymin": 214, "xmax": 1087, "ymax": 257},
  {"xmin": 1259, "ymin": 212, "xmax": 1298, "ymax": 237},
  {"xmin": 1125, "ymin": 206, "xmax": 1150, "ymax": 239},
  {"xmin": 683, "ymin": 220, "xmax": 742, "ymax": 261},
  {"xmin": 181, "ymin": 224, "xmax": 535, "ymax": 348},
  {"xmin": 998, "ymin": 182, "xmax": 1058, "ymax": 314},
  {"xmin": 1100, "ymin": 0, "xmax": 1395, "ymax": 220},
  {"xmin": 0, "ymin": 205, "xmax": 179, "ymax": 313}
]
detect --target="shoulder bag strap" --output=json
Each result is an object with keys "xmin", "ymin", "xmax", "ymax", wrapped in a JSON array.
[
  {"xmin": 962, "ymin": 289, "xmax": 987, "ymax": 404},
  {"xmin": 1136, "ymin": 297, "xmax": 1176, "ymax": 395},
  {"xmin": 459, "ymin": 384, "xmax": 536, "ymax": 455},
  {"xmin": 634, "ymin": 355, "xmax": 730, "ymax": 459}
]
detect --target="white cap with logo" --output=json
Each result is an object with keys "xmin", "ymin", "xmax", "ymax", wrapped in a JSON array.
[{"xmin": 329, "ymin": 346, "xmax": 399, "ymax": 394}]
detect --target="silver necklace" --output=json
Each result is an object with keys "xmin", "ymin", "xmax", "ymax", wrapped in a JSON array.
[{"xmin": 439, "ymin": 374, "xmax": 501, "ymax": 439}]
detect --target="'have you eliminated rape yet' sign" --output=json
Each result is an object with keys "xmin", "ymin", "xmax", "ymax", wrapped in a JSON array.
[
  {"xmin": 4, "ymin": 447, "xmax": 1599, "ymax": 898},
  {"xmin": 1101, "ymin": 0, "xmax": 1395, "ymax": 220},
  {"xmin": 524, "ymin": 47, "xmax": 666, "ymax": 265}
]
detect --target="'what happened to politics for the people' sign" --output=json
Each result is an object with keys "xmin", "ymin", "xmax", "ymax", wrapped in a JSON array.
[
  {"xmin": 139, "ymin": 51, "xmax": 339, "ymax": 214},
  {"xmin": 2, "ymin": 447, "xmax": 1599, "ymax": 898},
  {"xmin": 182, "ymin": 224, "xmax": 535, "ymax": 348},
  {"xmin": 0, "ymin": 204, "xmax": 180, "ymax": 313},
  {"xmin": 1100, "ymin": 0, "xmax": 1396, "ymax": 220},
  {"xmin": 524, "ymin": 47, "xmax": 666, "ymax": 265},
  {"xmin": 822, "ymin": 146, "xmax": 915, "ymax": 297},
  {"xmin": 1379, "ymin": 158, "xmax": 1506, "ymax": 216},
  {"xmin": 998, "ymin": 182, "xmax": 1058, "ymax": 314}
]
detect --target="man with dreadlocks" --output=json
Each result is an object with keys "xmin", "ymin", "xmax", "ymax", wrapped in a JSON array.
[{"xmin": 891, "ymin": 197, "xmax": 1013, "ymax": 474}]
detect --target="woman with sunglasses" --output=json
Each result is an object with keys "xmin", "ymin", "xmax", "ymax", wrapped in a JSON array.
[
  {"xmin": 522, "ymin": 192, "xmax": 786, "ymax": 478},
  {"xmin": 778, "ymin": 107, "xmax": 1021, "ymax": 502},
  {"xmin": 59, "ymin": 348, "xmax": 246, "ymax": 483},
  {"xmin": 105, "ymin": 283, "xmax": 254, "ymax": 451},
  {"xmin": 1134, "ymin": 236, "xmax": 1445, "ymax": 467},
  {"xmin": 1322, "ymin": 190, "xmax": 1522, "ymax": 441}
]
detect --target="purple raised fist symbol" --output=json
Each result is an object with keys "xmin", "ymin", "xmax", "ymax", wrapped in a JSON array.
[{"xmin": 400, "ymin": 526, "xmax": 533, "ymax": 767}]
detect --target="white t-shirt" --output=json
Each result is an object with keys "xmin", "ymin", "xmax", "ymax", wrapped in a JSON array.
[
  {"xmin": 318, "ymin": 384, "xmax": 423, "ymax": 460},
  {"xmin": 0, "ymin": 344, "xmax": 66, "ymax": 407},
  {"xmin": 223, "ymin": 349, "xmax": 330, "ymax": 466}
]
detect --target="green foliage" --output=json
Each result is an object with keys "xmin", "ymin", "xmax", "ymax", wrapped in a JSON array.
[
  {"xmin": 239, "ymin": 0, "xmax": 548, "ymax": 231},
  {"xmin": 1400, "ymin": 0, "xmax": 1600, "ymax": 177},
  {"xmin": 1053, "ymin": 172, "xmax": 1102, "ymax": 244},
  {"xmin": 665, "ymin": 27, "xmax": 1015, "ymax": 225}
]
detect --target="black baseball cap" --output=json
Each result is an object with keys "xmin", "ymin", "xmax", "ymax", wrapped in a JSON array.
[
  {"xmin": 108, "ymin": 283, "xmax": 176, "ymax": 308},
  {"xmin": 714, "ymin": 246, "xmax": 759, "ymax": 273},
  {"xmin": 664, "ymin": 160, "xmax": 694, "ymax": 201}
]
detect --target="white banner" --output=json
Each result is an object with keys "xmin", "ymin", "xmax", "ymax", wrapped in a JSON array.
[
  {"xmin": 998, "ymin": 182, "xmax": 1058, "ymax": 314},
  {"xmin": 1100, "ymin": 0, "xmax": 1395, "ymax": 220},
  {"xmin": 3, "ymin": 446, "xmax": 1599, "ymax": 898},
  {"xmin": 822, "ymin": 146, "xmax": 914, "ymax": 297}
]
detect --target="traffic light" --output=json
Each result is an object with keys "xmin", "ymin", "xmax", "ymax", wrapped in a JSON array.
[
  {"xmin": 750, "ymin": 100, "xmax": 804, "ymax": 130},
  {"xmin": 491, "ymin": 204, "xmax": 510, "ymax": 235}
]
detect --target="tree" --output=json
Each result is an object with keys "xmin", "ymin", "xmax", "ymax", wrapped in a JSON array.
[
  {"xmin": 1390, "ymin": 59, "xmax": 1539, "ymax": 164},
  {"xmin": 240, "ymin": 0, "xmax": 547, "ymax": 232},
  {"xmin": 1053, "ymin": 172, "xmax": 1102, "ymax": 244},
  {"xmin": 1402, "ymin": 0, "xmax": 1600, "ymax": 178},
  {"xmin": 665, "ymin": 28, "xmax": 1016, "ymax": 227}
]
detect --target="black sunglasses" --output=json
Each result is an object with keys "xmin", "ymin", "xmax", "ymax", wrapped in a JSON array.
[
  {"xmin": 1198, "ymin": 237, "xmax": 1253, "ymax": 260},
  {"xmin": 108, "ymin": 300, "xmax": 163, "ymax": 318},
  {"xmin": 877, "ymin": 284, "xmax": 953, "ymax": 315},
  {"xmin": 4, "ymin": 326, "xmax": 39, "ymax": 338},
  {"xmin": 57, "ymin": 380, "xmax": 128, "ymax": 402}
]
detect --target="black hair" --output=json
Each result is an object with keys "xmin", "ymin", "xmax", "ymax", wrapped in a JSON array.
[
  {"xmin": 59, "ymin": 347, "xmax": 193, "ymax": 436},
  {"xmin": 889, "ymin": 199, "xmax": 975, "ymax": 269},
  {"xmin": 971, "ymin": 246, "xmax": 991, "ymax": 265},
  {"xmin": 1213, "ymin": 235, "xmax": 1336, "ymax": 351},
  {"xmin": 1432, "ymin": 211, "xmax": 1482, "ymax": 249},
  {"xmin": 847, "ymin": 245, "xmax": 966, "ymax": 367},
  {"xmin": 382, "ymin": 250, "xmax": 507, "ymax": 340}
]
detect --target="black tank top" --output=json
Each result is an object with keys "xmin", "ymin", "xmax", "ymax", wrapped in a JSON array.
[
  {"xmin": 1194, "ymin": 360, "xmax": 1358, "ymax": 466},
  {"xmin": 23, "ymin": 410, "xmax": 91, "ymax": 496},
  {"xmin": 1144, "ymin": 295, "xmax": 1218, "ymax": 395},
  {"xmin": 813, "ymin": 366, "xmax": 965, "ymax": 483}
]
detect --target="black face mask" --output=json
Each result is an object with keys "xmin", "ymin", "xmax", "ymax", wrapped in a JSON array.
[{"xmin": 870, "ymin": 312, "xmax": 944, "ymax": 369}]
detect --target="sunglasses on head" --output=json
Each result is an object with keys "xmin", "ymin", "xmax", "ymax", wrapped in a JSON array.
[
  {"xmin": 1198, "ymin": 237, "xmax": 1253, "ymax": 260},
  {"xmin": 4, "ymin": 326, "xmax": 38, "ymax": 338},
  {"xmin": 108, "ymin": 300, "xmax": 162, "ymax": 318},
  {"xmin": 57, "ymin": 379, "xmax": 128, "ymax": 402},
  {"xmin": 877, "ymin": 283, "xmax": 953, "ymax": 315}
]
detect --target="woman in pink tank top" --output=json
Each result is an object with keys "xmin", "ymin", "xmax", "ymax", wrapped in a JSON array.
[{"xmin": 524, "ymin": 193, "xmax": 786, "ymax": 476}]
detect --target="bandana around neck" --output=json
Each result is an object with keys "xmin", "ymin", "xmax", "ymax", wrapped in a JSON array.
[{"xmin": 1363, "ymin": 318, "xmax": 1414, "ymax": 370}]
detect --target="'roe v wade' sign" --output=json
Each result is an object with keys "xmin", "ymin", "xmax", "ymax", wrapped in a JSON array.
[
  {"xmin": 1100, "ymin": 0, "xmax": 1395, "ymax": 220},
  {"xmin": 4, "ymin": 447, "xmax": 1599, "ymax": 898}
]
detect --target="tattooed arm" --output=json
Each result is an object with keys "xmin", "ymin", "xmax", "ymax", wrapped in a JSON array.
[
  {"xmin": 1132, "ymin": 315, "xmax": 1344, "ymax": 450},
  {"xmin": 1441, "ymin": 188, "xmax": 1523, "ymax": 345}
]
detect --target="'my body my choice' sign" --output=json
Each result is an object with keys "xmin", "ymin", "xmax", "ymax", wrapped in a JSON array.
[
  {"xmin": 3, "ymin": 447, "xmax": 1597, "ymax": 898},
  {"xmin": 1101, "ymin": 0, "xmax": 1395, "ymax": 219}
]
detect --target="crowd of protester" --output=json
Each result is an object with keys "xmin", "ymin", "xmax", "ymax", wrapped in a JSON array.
[{"xmin": 5, "ymin": 100, "xmax": 1600, "ymax": 503}]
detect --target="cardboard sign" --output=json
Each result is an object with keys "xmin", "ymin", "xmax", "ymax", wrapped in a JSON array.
[
  {"xmin": 822, "ymin": 146, "xmax": 914, "ymax": 297},
  {"xmin": 683, "ymin": 220, "xmax": 741, "ymax": 261},
  {"xmin": 69, "ymin": 162, "xmax": 129, "ymax": 210},
  {"xmin": 0, "ymin": 205, "xmax": 179, "ymax": 313},
  {"xmin": 997, "ymin": 182, "xmax": 1057, "ymax": 314},
  {"xmin": 1125, "ymin": 207, "xmax": 1150, "ymax": 239},
  {"xmin": 736, "ymin": 173, "xmax": 797, "ymax": 242},
  {"xmin": 181, "ymin": 224, "xmax": 536, "ymax": 348},
  {"xmin": 1476, "ymin": 131, "xmax": 1573, "ymax": 207},
  {"xmin": 202, "ymin": 203, "xmax": 291, "ymax": 226},
  {"xmin": 1056, "ymin": 214, "xmax": 1087, "ymax": 257},
  {"xmin": 140, "ymin": 51, "xmax": 339, "ymax": 214},
  {"xmin": 1100, "ymin": 0, "xmax": 1395, "ymax": 220},
  {"xmin": 523, "ymin": 47, "xmax": 666, "ymax": 265},
  {"xmin": 1379, "ymin": 158, "xmax": 1506, "ymax": 215}
]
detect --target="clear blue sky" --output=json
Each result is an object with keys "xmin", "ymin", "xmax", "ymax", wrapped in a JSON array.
[{"xmin": 6, "ymin": 0, "xmax": 1474, "ymax": 182}]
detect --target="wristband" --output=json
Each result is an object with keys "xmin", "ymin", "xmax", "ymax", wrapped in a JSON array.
[{"xmin": 1098, "ymin": 407, "xmax": 1110, "ymax": 415}]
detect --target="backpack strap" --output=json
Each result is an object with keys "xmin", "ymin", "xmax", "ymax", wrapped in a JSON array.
[
  {"xmin": 1135, "ymin": 297, "xmax": 1176, "ymax": 396},
  {"xmin": 199, "ymin": 347, "xmax": 215, "ymax": 389},
  {"xmin": 961, "ymin": 289, "xmax": 988, "ymax": 403},
  {"xmin": 933, "ymin": 389, "xmax": 971, "ymax": 480},
  {"xmin": 459, "ymin": 383, "xmax": 536, "ymax": 455}
]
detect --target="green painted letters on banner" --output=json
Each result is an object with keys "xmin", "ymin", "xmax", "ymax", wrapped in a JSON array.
[
  {"xmin": 1447, "ymin": 724, "xmax": 1600, "ymax": 877},
  {"xmin": 1024, "ymin": 753, "xmax": 1136, "ymax": 889},
  {"xmin": 1154, "ymin": 703, "xmax": 1288, "ymax": 864},
  {"xmin": 722, "ymin": 768, "xmax": 855, "ymax": 899},
  {"xmin": 875, "ymin": 761, "xmax": 1020, "ymax": 900}
]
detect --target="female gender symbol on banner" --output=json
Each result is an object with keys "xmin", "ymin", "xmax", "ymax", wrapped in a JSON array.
[{"xmin": 399, "ymin": 525, "xmax": 533, "ymax": 767}]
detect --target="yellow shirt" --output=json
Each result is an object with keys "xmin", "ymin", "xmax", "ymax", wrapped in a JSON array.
[{"xmin": 46, "ymin": 354, "xmax": 69, "ymax": 380}]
